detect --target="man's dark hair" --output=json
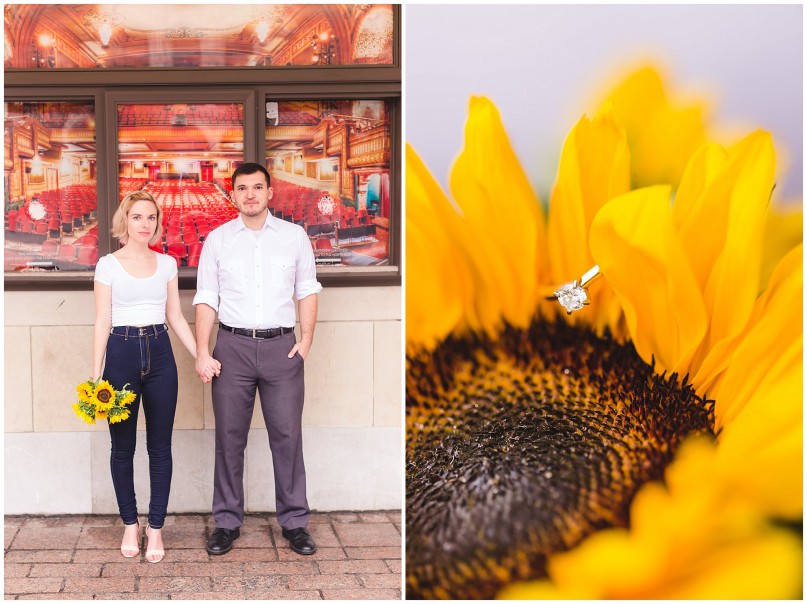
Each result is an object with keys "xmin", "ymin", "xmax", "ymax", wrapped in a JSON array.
[{"xmin": 231, "ymin": 162, "xmax": 271, "ymax": 189}]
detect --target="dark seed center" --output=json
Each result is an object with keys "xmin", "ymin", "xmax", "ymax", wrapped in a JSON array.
[
  {"xmin": 406, "ymin": 319, "xmax": 715, "ymax": 600},
  {"xmin": 97, "ymin": 389, "xmax": 112, "ymax": 403}
]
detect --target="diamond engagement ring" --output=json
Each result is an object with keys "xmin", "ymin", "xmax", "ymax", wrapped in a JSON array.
[{"xmin": 552, "ymin": 265, "xmax": 601, "ymax": 314}]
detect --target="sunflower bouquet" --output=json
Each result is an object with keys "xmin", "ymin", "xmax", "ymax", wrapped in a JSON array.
[{"xmin": 72, "ymin": 379, "xmax": 136, "ymax": 425}]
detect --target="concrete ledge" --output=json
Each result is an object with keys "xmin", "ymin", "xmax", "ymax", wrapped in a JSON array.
[
  {"xmin": 6, "ymin": 428, "xmax": 401, "ymax": 515},
  {"xmin": 5, "ymin": 433, "xmax": 93, "ymax": 515}
]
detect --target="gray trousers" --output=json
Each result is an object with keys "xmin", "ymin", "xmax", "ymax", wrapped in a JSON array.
[{"xmin": 211, "ymin": 328, "xmax": 309, "ymax": 530}]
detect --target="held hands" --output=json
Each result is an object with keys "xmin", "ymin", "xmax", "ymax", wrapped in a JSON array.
[{"xmin": 195, "ymin": 352, "xmax": 222, "ymax": 384}]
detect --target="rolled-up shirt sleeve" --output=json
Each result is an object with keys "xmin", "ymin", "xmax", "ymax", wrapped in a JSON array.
[
  {"xmin": 295, "ymin": 229, "xmax": 323, "ymax": 300},
  {"xmin": 192, "ymin": 233, "xmax": 220, "ymax": 311}
]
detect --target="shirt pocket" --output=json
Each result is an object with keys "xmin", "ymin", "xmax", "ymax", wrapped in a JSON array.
[
  {"xmin": 269, "ymin": 256, "xmax": 295, "ymax": 291},
  {"xmin": 219, "ymin": 258, "xmax": 246, "ymax": 297}
]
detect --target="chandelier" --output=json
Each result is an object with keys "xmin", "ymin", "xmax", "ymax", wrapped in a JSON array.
[
  {"xmin": 250, "ymin": 7, "xmax": 285, "ymax": 45},
  {"xmin": 84, "ymin": 12, "xmax": 124, "ymax": 47}
]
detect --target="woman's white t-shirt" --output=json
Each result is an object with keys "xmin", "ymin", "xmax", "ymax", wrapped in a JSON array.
[{"xmin": 94, "ymin": 253, "xmax": 178, "ymax": 326}]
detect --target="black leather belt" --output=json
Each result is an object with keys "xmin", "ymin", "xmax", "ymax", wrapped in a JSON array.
[{"xmin": 220, "ymin": 323, "xmax": 293, "ymax": 339}]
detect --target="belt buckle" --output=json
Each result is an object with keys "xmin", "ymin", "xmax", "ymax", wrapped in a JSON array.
[
  {"xmin": 251, "ymin": 329, "xmax": 258, "ymax": 340},
  {"xmin": 139, "ymin": 327, "xmax": 146, "ymax": 336}
]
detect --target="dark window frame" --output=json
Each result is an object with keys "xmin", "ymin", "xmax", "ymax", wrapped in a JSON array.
[{"xmin": 4, "ymin": 8, "xmax": 401, "ymax": 290}]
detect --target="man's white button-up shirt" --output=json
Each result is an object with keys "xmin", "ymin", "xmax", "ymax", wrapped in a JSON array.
[{"xmin": 193, "ymin": 212, "xmax": 322, "ymax": 329}]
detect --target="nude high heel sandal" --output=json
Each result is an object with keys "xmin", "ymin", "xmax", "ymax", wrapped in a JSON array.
[
  {"xmin": 120, "ymin": 521, "xmax": 141, "ymax": 558},
  {"xmin": 145, "ymin": 525, "xmax": 165, "ymax": 563}
]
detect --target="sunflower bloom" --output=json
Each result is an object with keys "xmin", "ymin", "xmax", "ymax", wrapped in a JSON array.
[
  {"xmin": 108, "ymin": 407, "xmax": 132, "ymax": 424},
  {"xmin": 92, "ymin": 380, "xmax": 116, "ymax": 411},
  {"xmin": 71, "ymin": 403, "xmax": 96, "ymax": 425},
  {"xmin": 405, "ymin": 98, "xmax": 801, "ymax": 599},
  {"xmin": 75, "ymin": 382, "xmax": 94, "ymax": 404}
]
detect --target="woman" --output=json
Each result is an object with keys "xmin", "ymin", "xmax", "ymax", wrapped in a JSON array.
[{"xmin": 92, "ymin": 191, "xmax": 220, "ymax": 562}]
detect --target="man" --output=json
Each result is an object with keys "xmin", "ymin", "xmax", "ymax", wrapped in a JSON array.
[{"xmin": 193, "ymin": 162, "xmax": 322, "ymax": 556}]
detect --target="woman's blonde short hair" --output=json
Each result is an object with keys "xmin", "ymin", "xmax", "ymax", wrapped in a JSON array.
[{"xmin": 111, "ymin": 191, "xmax": 163, "ymax": 246}]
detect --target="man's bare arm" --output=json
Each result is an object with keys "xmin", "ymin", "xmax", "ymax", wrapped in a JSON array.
[
  {"xmin": 195, "ymin": 303, "xmax": 219, "ymax": 383},
  {"xmin": 288, "ymin": 294, "xmax": 318, "ymax": 359}
]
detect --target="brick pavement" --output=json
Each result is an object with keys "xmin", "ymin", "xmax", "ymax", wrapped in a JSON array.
[{"xmin": 4, "ymin": 512, "xmax": 402, "ymax": 600}]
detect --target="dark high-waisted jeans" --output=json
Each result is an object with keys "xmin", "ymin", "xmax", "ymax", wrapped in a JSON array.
[{"xmin": 103, "ymin": 324, "xmax": 178, "ymax": 529}]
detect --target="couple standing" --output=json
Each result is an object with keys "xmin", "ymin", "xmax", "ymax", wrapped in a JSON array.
[{"xmin": 92, "ymin": 163, "xmax": 320, "ymax": 562}]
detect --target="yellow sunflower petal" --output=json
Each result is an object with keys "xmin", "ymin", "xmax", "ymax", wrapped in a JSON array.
[
  {"xmin": 700, "ymin": 132, "xmax": 775, "ymax": 349},
  {"xmin": 716, "ymin": 369, "xmax": 803, "ymax": 519},
  {"xmin": 406, "ymin": 144, "xmax": 472, "ymax": 349},
  {"xmin": 448, "ymin": 96, "xmax": 547, "ymax": 331},
  {"xmin": 514, "ymin": 437, "xmax": 802, "ymax": 599},
  {"xmin": 589, "ymin": 186, "xmax": 708, "ymax": 375},
  {"xmin": 603, "ymin": 65, "xmax": 708, "ymax": 187},
  {"xmin": 94, "ymin": 379, "xmax": 114, "ymax": 393},
  {"xmin": 546, "ymin": 106, "xmax": 630, "ymax": 335},
  {"xmin": 761, "ymin": 203, "xmax": 802, "ymax": 290},
  {"xmin": 671, "ymin": 142, "xmax": 728, "ymax": 238},
  {"xmin": 497, "ymin": 581, "xmax": 569, "ymax": 600},
  {"xmin": 663, "ymin": 132, "xmax": 776, "ymax": 389},
  {"xmin": 76, "ymin": 381, "xmax": 95, "ymax": 404},
  {"xmin": 706, "ymin": 244, "xmax": 802, "ymax": 423},
  {"xmin": 659, "ymin": 529, "xmax": 802, "ymax": 599}
]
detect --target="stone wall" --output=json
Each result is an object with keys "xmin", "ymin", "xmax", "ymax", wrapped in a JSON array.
[{"xmin": 4, "ymin": 286, "xmax": 402, "ymax": 514}]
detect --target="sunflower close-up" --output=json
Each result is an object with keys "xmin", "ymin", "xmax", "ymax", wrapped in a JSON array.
[
  {"xmin": 405, "ymin": 70, "xmax": 802, "ymax": 599},
  {"xmin": 75, "ymin": 382, "xmax": 94, "ymax": 405},
  {"xmin": 92, "ymin": 379, "xmax": 116, "ymax": 412}
]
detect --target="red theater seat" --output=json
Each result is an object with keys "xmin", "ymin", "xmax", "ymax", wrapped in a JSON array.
[
  {"xmin": 57, "ymin": 244, "xmax": 77, "ymax": 261},
  {"xmin": 167, "ymin": 242, "xmax": 187, "ymax": 260},
  {"xmin": 76, "ymin": 247, "xmax": 98, "ymax": 266},
  {"xmin": 41, "ymin": 239, "xmax": 59, "ymax": 257},
  {"xmin": 187, "ymin": 242, "xmax": 203, "ymax": 267},
  {"xmin": 165, "ymin": 232, "xmax": 184, "ymax": 246}
]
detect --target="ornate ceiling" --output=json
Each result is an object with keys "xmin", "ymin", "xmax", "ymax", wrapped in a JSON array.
[{"xmin": 4, "ymin": 4, "xmax": 393, "ymax": 68}]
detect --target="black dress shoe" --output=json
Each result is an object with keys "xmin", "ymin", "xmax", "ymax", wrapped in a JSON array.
[
  {"xmin": 282, "ymin": 527, "xmax": 317, "ymax": 555},
  {"xmin": 207, "ymin": 527, "xmax": 240, "ymax": 555}
]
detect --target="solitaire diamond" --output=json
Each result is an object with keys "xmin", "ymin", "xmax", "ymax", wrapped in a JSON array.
[{"xmin": 554, "ymin": 282, "xmax": 588, "ymax": 314}]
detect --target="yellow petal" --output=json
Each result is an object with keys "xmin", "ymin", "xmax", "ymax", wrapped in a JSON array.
[
  {"xmin": 658, "ymin": 529, "xmax": 802, "ymax": 599},
  {"xmin": 449, "ymin": 97, "xmax": 547, "ymax": 331},
  {"xmin": 700, "ymin": 132, "xmax": 775, "ymax": 350},
  {"xmin": 705, "ymin": 244, "xmax": 802, "ymax": 422},
  {"xmin": 546, "ymin": 106, "xmax": 631, "ymax": 335},
  {"xmin": 668, "ymin": 132, "xmax": 777, "ymax": 388},
  {"xmin": 590, "ymin": 186, "xmax": 708, "ymax": 375},
  {"xmin": 716, "ymin": 368, "xmax": 803, "ymax": 519},
  {"xmin": 406, "ymin": 144, "xmax": 472, "ymax": 349},
  {"xmin": 761, "ymin": 202, "xmax": 802, "ymax": 290},
  {"xmin": 524, "ymin": 437, "xmax": 802, "ymax": 599},
  {"xmin": 671, "ymin": 142, "xmax": 728, "ymax": 236},
  {"xmin": 550, "ymin": 527, "xmax": 663, "ymax": 598},
  {"xmin": 603, "ymin": 65, "xmax": 708, "ymax": 187},
  {"xmin": 497, "ymin": 581, "xmax": 572, "ymax": 600}
]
